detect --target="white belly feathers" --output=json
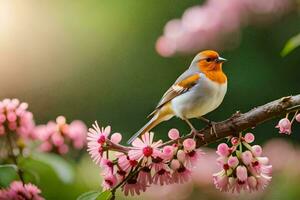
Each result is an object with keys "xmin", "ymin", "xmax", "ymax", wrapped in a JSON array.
[{"xmin": 171, "ymin": 73, "xmax": 227, "ymax": 119}]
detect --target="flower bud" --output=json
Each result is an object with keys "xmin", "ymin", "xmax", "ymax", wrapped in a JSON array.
[{"xmin": 168, "ymin": 128, "xmax": 180, "ymax": 140}]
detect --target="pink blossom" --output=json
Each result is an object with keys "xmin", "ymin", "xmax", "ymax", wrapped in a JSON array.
[
  {"xmin": 231, "ymin": 137, "xmax": 239, "ymax": 145},
  {"xmin": 168, "ymin": 128, "xmax": 180, "ymax": 140},
  {"xmin": 35, "ymin": 117, "xmax": 87, "ymax": 154},
  {"xmin": 87, "ymin": 122, "xmax": 111, "ymax": 164},
  {"xmin": 241, "ymin": 150, "xmax": 253, "ymax": 165},
  {"xmin": 137, "ymin": 167, "xmax": 152, "ymax": 185},
  {"xmin": 110, "ymin": 133, "xmax": 122, "ymax": 144},
  {"xmin": 67, "ymin": 120, "xmax": 87, "ymax": 148},
  {"xmin": 172, "ymin": 166, "xmax": 192, "ymax": 184},
  {"xmin": 184, "ymin": 149, "xmax": 204, "ymax": 169},
  {"xmin": 58, "ymin": 144, "xmax": 69, "ymax": 154},
  {"xmin": 213, "ymin": 171, "xmax": 229, "ymax": 192},
  {"xmin": 183, "ymin": 138, "xmax": 196, "ymax": 151},
  {"xmin": 296, "ymin": 114, "xmax": 300, "ymax": 123},
  {"xmin": 39, "ymin": 141, "xmax": 52, "ymax": 152},
  {"xmin": 176, "ymin": 150, "xmax": 186, "ymax": 163},
  {"xmin": 0, "ymin": 98, "xmax": 35, "ymax": 139},
  {"xmin": 100, "ymin": 158, "xmax": 114, "ymax": 174},
  {"xmin": 161, "ymin": 145, "xmax": 175, "ymax": 161},
  {"xmin": 156, "ymin": 0, "xmax": 294, "ymax": 56},
  {"xmin": 128, "ymin": 132, "xmax": 162, "ymax": 165},
  {"xmin": 227, "ymin": 156, "xmax": 239, "ymax": 168},
  {"xmin": 150, "ymin": 157, "xmax": 165, "ymax": 172},
  {"xmin": 117, "ymin": 154, "xmax": 138, "ymax": 172},
  {"xmin": 216, "ymin": 143, "xmax": 230, "ymax": 157},
  {"xmin": 122, "ymin": 179, "xmax": 147, "ymax": 196},
  {"xmin": 252, "ymin": 145, "xmax": 262, "ymax": 157},
  {"xmin": 170, "ymin": 159, "xmax": 181, "ymax": 170},
  {"xmin": 102, "ymin": 174, "xmax": 117, "ymax": 190},
  {"xmin": 213, "ymin": 132, "xmax": 272, "ymax": 193},
  {"xmin": 0, "ymin": 181, "xmax": 44, "ymax": 200},
  {"xmin": 275, "ymin": 118, "xmax": 292, "ymax": 135},
  {"xmin": 236, "ymin": 166, "xmax": 248, "ymax": 181},
  {"xmin": 244, "ymin": 133, "xmax": 255, "ymax": 143},
  {"xmin": 153, "ymin": 168, "xmax": 173, "ymax": 185}
]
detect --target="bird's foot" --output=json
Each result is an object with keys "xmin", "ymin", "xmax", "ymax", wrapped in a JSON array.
[
  {"xmin": 208, "ymin": 121, "xmax": 218, "ymax": 137},
  {"xmin": 190, "ymin": 128, "xmax": 205, "ymax": 141}
]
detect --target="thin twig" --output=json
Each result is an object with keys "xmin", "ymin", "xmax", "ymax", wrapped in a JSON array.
[{"xmin": 6, "ymin": 133, "xmax": 25, "ymax": 184}]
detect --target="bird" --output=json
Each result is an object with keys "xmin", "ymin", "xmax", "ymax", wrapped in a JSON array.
[{"xmin": 127, "ymin": 50, "xmax": 228, "ymax": 144}]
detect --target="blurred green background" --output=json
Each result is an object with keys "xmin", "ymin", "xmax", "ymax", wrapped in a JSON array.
[{"xmin": 0, "ymin": 0, "xmax": 299, "ymax": 199}]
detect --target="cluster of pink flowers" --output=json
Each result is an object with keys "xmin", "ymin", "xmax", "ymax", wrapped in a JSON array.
[
  {"xmin": 87, "ymin": 123, "xmax": 203, "ymax": 196},
  {"xmin": 0, "ymin": 98, "xmax": 35, "ymax": 138},
  {"xmin": 156, "ymin": 0, "xmax": 295, "ymax": 57},
  {"xmin": 0, "ymin": 181, "xmax": 44, "ymax": 200},
  {"xmin": 213, "ymin": 133, "xmax": 272, "ymax": 193},
  {"xmin": 275, "ymin": 111, "xmax": 300, "ymax": 135},
  {"xmin": 33, "ymin": 116, "xmax": 87, "ymax": 154}
]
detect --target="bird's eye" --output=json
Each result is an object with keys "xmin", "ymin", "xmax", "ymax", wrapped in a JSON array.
[{"xmin": 206, "ymin": 58, "xmax": 212, "ymax": 62}]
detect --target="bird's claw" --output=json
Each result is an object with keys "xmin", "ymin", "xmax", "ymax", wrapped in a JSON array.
[
  {"xmin": 208, "ymin": 121, "xmax": 218, "ymax": 137},
  {"xmin": 190, "ymin": 129, "xmax": 205, "ymax": 141}
]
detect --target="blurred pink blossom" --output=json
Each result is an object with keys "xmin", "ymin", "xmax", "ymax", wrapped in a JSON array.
[
  {"xmin": 295, "ymin": 113, "xmax": 300, "ymax": 122},
  {"xmin": 34, "ymin": 116, "xmax": 87, "ymax": 154},
  {"xmin": 0, "ymin": 181, "xmax": 44, "ymax": 200},
  {"xmin": 0, "ymin": 98, "xmax": 35, "ymax": 139},
  {"xmin": 263, "ymin": 139, "xmax": 300, "ymax": 173},
  {"xmin": 156, "ymin": 0, "xmax": 295, "ymax": 56}
]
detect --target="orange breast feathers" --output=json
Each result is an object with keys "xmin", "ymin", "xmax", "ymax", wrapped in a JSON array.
[{"xmin": 203, "ymin": 70, "xmax": 227, "ymax": 84}]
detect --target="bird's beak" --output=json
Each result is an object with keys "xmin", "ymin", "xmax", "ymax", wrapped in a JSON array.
[{"xmin": 216, "ymin": 57, "xmax": 227, "ymax": 63}]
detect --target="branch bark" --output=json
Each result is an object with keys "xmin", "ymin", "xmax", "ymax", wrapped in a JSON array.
[{"xmin": 180, "ymin": 94, "xmax": 300, "ymax": 148}]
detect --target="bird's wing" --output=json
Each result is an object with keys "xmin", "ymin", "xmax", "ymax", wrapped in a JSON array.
[{"xmin": 147, "ymin": 72, "xmax": 201, "ymax": 118}]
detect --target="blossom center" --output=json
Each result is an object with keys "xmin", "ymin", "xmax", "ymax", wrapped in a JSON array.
[
  {"xmin": 157, "ymin": 169, "xmax": 166, "ymax": 175},
  {"xmin": 105, "ymin": 179, "xmax": 114, "ymax": 186},
  {"xmin": 117, "ymin": 170, "xmax": 126, "ymax": 176},
  {"xmin": 129, "ymin": 159, "xmax": 138, "ymax": 167},
  {"xmin": 127, "ymin": 179, "xmax": 137, "ymax": 184},
  {"xmin": 97, "ymin": 135, "xmax": 106, "ymax": 144},
  {"xmin": 106, "ymin": 161, "xmax": 114, "ymax": 168},
  {"xmin": 98, "ymin": 147, "xmax": 103, "ymax": 154},
  {"xmin": 141, "ymin": 167, "xmax": 151, "ymax": 173},
  {"xmin": 142, "ymin": 146, "xmax": 153, "ymax": 157},
  {"xmin": 252, "ymin": 161, "xmax": 259, "ymax": 167},
  {"xmin": 177, "ymin": 166, "xmax": 186, "ymax": 173},
  {"xmin": 223, "ymin": 164, "xmax": 229, "ymax": 170},
  {"xmin": 188, "ymin": 150, "xmax": 196, "ymax": 157},
  {"xmin": 152, "ymin": 157, "xmax": 163, "ymax": 163}
]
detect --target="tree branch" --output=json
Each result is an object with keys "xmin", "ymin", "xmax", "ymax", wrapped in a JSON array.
[
  {"xmin": 110, "ymin": 94, "xmax": 300, "ymax": 151},
  {"xmin": 171, "ymin": 94, "xmax": 300, "ymax": 148}
]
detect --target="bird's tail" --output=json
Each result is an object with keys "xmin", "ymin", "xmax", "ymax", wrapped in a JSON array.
[{"xmin": 127, "ymin": 103, "xmax": 174, "ymax": 144}]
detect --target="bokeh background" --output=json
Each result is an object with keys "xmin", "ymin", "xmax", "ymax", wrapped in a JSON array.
[{"xmin": 0, "ymin": 0, "xmax": 300, "ymax": 199}]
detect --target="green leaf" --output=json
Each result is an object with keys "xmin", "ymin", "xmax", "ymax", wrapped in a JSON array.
[
  {"xmin": 0, "ymin": 164, "xmax": 19, "ymax": 187},
  {"xmin": 31, "ymin": 152, "xmax": 74, "ymax": 184},
  {"xmin": 96, "ymin": 191, "xmax": 113, "ymax": 200},
  {"xmin": 281, "ymin": 33, "xmax": 300, "ymax": 56},
  {"xmin": 77, "ymin": 190, "xmax": 113, "ymax": 200},
  {"xmin": 0, "ymin": 164, "xmax": 18, "ymax": 171},
  {"xmin": 22, "ymin": 168, "xmax": 40, "ymax": 184},
  {"xmin": 77, "ymin": 191, "xmax": 101, "ymax": 200}
]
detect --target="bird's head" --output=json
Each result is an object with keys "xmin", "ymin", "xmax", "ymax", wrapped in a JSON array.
[{"xmin": 191, "ymin": 50, "xmax": 227, "ymax": 72}]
